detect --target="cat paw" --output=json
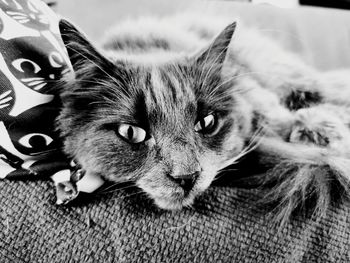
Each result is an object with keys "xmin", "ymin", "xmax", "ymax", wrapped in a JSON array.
[
  {"xmin": 284, "ymin": 90, "xmax": 322, "ymax": 111},
  {"xmin": 289, "ymin": 108, "xmax": 348, "ymax": 148}
]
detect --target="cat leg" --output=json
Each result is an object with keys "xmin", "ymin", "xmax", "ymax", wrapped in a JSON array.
[{"xmin": 289, "ymin": 105, "xmax": 350, "ymax": 153}]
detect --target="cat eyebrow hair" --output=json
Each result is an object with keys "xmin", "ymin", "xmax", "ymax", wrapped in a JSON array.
[
  {"xmin": 97, "ymin": 114, "xmax": 146, "ymax": 131},
  {"xmin": 143, "ymin": 70, "xmax": 157, "ymax": 103},
  {"xmin": 196, "ymin": 96, "xmax": 235, "ymax": 118},
  {"xmin": 158, "ymin": 68, "xmax": 179, "ymax": 102}
]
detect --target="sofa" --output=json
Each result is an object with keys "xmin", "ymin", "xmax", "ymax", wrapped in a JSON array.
[{"xmin": 1, "ymin": 1, "xmax": 350, "ymax": 262}]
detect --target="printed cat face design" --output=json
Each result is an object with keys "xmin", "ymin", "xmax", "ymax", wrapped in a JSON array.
[
  {"xmin": 0, "ymin": 36, "xmax": 67, "ymax": 95},
  {"xmin": 2, "ymin": 0, "xmax": 51, "ymax": 31},
  {"xmin": 58, "ymin": 20, "xmax": 250, "ymax": 209},
  {"xmin": 3, "ymin": 102, "xmax": 60, "ymax": 156}
]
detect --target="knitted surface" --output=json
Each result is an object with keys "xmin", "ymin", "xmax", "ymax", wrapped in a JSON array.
[{"xmin": 0, "ymin": 180, "xmax": 349, "ymax": 262}]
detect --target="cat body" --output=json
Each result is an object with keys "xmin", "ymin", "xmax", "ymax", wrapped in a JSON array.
[{"xmin": 58, "ymin": 14, "xmax": 350, "ymax": 220}]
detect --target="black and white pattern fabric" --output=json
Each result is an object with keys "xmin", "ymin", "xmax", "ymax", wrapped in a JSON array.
[{"xmin": 0, "ymin": 0, "xmax": 104, "ymax": 204}]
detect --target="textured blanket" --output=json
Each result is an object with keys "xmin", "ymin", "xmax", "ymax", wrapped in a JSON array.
[{"xmin": 1, "ymin": 179, "xmax": 349, "ymax": 262}]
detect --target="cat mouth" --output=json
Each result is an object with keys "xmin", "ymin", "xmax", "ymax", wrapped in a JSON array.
[
  {"xmin": 149, "ymin": 184, "xmax": 200, "ymax": 210},
  {"xmin": 153, "ymin": 193, "xmax": 196, "ymax": 210}
]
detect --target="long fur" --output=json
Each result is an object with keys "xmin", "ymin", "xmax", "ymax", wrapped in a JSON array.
[
  {"xmin": 256, "ymin": 137, "xmax": 350, "ymax": 225},
  {"xmin": 58, "ymin": 14, "xmax": 350, "ymax": 224}
]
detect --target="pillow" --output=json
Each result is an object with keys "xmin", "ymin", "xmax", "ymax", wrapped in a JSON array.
[{"xmin": 0, "ymin": 0, "xmax": 84, "ymax": 203}]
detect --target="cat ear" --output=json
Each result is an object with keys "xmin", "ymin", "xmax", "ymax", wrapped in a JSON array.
[
  {"xmin": 194, "ymin": 22, "xmax": 236, "ymax": 71},
  {"xmin": 59, "ymin": 19, "xmax": 113, "ymax": 72}
]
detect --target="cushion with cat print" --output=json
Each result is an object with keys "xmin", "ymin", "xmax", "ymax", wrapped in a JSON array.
[{"xmin": 0, "ymin": 0, "xmax": 85, "ymax": 203}]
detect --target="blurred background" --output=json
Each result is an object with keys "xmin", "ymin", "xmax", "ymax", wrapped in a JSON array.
[{"xmin": 49, "ymin": 0, "xmax": 350, "ymax": 71}]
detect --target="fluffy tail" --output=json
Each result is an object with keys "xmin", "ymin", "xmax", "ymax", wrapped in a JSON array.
[{"xmin": 256, "ymin": 137, "xmax": 350, "ymax": 225}]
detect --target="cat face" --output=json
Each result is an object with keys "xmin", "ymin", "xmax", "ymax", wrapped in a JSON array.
[
  {"xmin": 58, "ymin": 20, "xmax": 251, "ymax": 209},
  {"xmin": 3, "ymin": 0, "xmax": 51, "ymax": 30}
]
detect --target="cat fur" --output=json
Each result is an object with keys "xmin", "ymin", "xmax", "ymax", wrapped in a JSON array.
[{"xmin": 58, "ymin": 14, "xmax": 350, "ymax": 224}]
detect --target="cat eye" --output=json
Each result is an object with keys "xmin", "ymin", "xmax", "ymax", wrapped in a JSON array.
[
  {"xmin": 12, "ymin": 58, "xmax": 41, "ymax": 73},
  {"xmin": 117, "ymin": 124, "xmax": 147, "ymax": 144},
  {"xmin": 194, "ymin": 114, "xmax": 217, "ymax": 134}
]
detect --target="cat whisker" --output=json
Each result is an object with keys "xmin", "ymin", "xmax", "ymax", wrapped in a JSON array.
[
  {"xmin": 44, "ymin": 79, "xmax": 110, "ymax": 87},
  {"xmin": 212, "ymin": 174, "xmax": 228, "ymax": 183},
  {"xmin": 100, "ymin": 179, "xmax": 135, "ymax": 187},
  {"xmin": 109, "ymin": 190, "xmax": 145, "ymax": 200},
  {"xmin": 98, "ymin": 182, "xmax": 135, "ymax": 192},
  {"xmin": 96, "ymin": 180, "xmax": 136, "ymax": 194},
  {"xmin": 217, "ymin": 168, "xmax": 238, "ymax": 173},
  {"xmin": 214, "ymin": 167, "xmax": 242, "ymax": 182},
  {"xmin": 226, "ymin": 125, "xmax": 266, "ymax": 167}
]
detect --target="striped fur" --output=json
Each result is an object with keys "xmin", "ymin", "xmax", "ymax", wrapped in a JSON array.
[{"xmin": 58, "ymin": 15, "xmax": 350, "ymax": 224}]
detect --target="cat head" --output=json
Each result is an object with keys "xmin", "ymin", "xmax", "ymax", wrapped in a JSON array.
[{"xmin": 58, "ymin": 19, "xmax": 252, "ymax": 209}]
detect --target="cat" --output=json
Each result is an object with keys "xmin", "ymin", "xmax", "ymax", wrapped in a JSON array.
[{"xmin": 57, "ymin": 14, "xmax": 350, "ymax": 223}]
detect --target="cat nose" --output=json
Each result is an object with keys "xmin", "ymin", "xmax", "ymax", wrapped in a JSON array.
[{"xmin": 168, "ymin": 171, "xmax": 200, "ymax": 194}]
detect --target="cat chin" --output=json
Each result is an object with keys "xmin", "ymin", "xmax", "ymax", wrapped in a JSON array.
[{"xmin": 153, "ymin": 195, "xmax": 195, "ymax": 210}]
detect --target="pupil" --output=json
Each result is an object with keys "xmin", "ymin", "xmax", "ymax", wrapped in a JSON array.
[
  {"xmin": 127, "ymin": 126, "xmax": 134, "ymax": 139},
  {"xmin": 207, "ymin": 118, "xmax": 213, "ymax": 128},
  {"xmin": 200, "ymin": 119, "xmax": 206, "ymax": 129}
]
